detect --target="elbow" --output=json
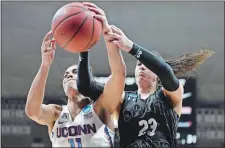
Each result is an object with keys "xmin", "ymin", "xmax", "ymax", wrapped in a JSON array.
[
  {"xmin": 25, "ymin": 106, "xmax": 34, "ymax": 119},
  {"xmin": 25, "ymin": 107, "xmax": 34, "ymax": 119}
]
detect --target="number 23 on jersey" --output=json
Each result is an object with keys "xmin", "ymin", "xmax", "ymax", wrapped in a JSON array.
[{"xmin": 138, "ymin": 118, "xmax": 157, "ymax": 137}]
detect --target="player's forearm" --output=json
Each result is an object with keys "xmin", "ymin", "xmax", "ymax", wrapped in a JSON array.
[
  {"xmin": 128, "ymin": 42, "xmax": 179, "ymax": 91},
  {"xmin": 77, "ymin": 52, "xmax": 104, "ymax": 101},
  {"xmin": 100, "ymin": 41, "xmax": 126, "ymax": 114},
  {"xmin": 77, "ymin": 52, "xmax": 91, "ymax": 88},
  {"xmin": 25, "ymin": 64, "xmax": 50, "ymax": 117},
  {"xmin": 105, "ymin": 40, "xmax": 126, "ymax": 77}
]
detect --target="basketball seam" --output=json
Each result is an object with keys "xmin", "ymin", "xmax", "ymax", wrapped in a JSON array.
[
  {"xmin": 63, "ymin": 15, "xmax": 89, "ymax": 48},
  {"xmin": 83, "ymin": 16, "xmax": 95, "ymax": 51},
  {"xmin": 52, "ymin": 10, "xmax": 85, "ymax": 35}
]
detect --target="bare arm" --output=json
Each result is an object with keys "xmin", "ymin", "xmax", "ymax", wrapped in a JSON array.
[
  {"xmin": 94, "ymin": 27, "xmax": 126, "ymax": 115},
  {"xmin": 83, "ymin": 3, "xmax": 126, "ymax": 115},
  {"xmin": 25, "ymin": 65, "xmax": 61, "ymax": 125},
  {"xmin": 106, "ymin": 26, "xmax": 183, "ymax": 116},
  {"xmin": 25, "ymin": 31, "xmax": 61, "ymax": 126},
  {"xmin": 99, "ymin": 37, "xmax": 126, "ymax": 114}
]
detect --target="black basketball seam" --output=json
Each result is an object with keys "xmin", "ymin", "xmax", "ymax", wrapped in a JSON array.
[
  {"xmin": 63, "ymin": 15, "xmax": 89, "ymax": 48},
  {"xmin": 52, "ymin": 10, "xmax": 85, "ymax": 35},
  {"xmin": 83, "ymin": 16, "xmax": 95, "ymax": 51}
]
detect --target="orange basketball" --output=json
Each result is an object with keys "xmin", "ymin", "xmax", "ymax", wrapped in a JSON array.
[{"xmin": 51, "ymin": 2, "xmax": 102, "ymax": 53}]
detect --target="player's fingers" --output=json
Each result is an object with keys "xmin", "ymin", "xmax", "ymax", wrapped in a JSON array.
[
  {"xmin": 87, "ymin": 7, "xmax": 104, "ymax": 16},
  {"xmin": 83, "ymin": 3, "xmax": 105, "ymax": 15},
  {"xmin": 106, "ymin": 32, "xmax": 121, "ymax": 40},
  {"xmin": 41, "ymin": 40, "xmax": 51, "ymax": 53},
  {"xmin": 44, "ymin": 40, "xmax": 52, "ymax": 48},
  {"xmin": 50, "ymin": 39, "xmax": 56, "ymax": 48},
  {"xmin": 44, "ymin": 46, "xmax": 56, "ymax": 54},
  {"xmin": 53, "ymin": 41, "xmax": 56, "ymax": 48},
  {"xmin": 110, "ymin": 25, "xmax": 122, "ymax": 35},
  {"xmin": 93, "ymin": 14, "xmax": 106, "ymax": 23},
  {"xmin": 108, "ymin": 40, "xmax": 119, "ymax": 44},
  {"xmin": 43, "ymin": 31, "xmax": 52, "ymax": 42},
  {"xmin": 104, "ymin": 32, "xmax": 116, "ymax": 41},
  {"xmin": 51, "ymin": 42, "xmax": 57, "ymax": 51},
  {"xmin": 83, "ymin": 2, "xmax": 98, "ymax": 8}
]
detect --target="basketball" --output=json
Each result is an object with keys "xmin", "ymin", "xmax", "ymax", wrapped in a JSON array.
[{"xmin": 51, "ymin": 2, "xmax": 102, "ymax": 53}]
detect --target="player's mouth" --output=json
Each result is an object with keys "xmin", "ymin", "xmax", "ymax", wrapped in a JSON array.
[
  {"xmin": 138, "ymin": 71, "xmax": 146, "ymax": 77},
  {"xmin": 64, "ymin": 78, "xmax": 76, "ymax": 84}
]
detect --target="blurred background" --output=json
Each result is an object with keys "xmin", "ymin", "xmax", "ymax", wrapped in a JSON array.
[{"xmin": 1, "ymin": 1, "xmax": 224, "ymax": 147}]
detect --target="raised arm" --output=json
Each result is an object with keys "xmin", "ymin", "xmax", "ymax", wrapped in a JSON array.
[
  {"xmin": 107, "ymin": 26, "xmax": 183, "ymax": 114},
  {"xmin": 128, "ymin": 43, "xmax": 183, "ymax": 112},
  {"xmin": 77, "ymin": 52, "xmax": 104, "ymax": 101},
  {"xmin": 25, "ymin": 31, "xmax": 61, "ymax": 126},
  {"xmin": 83, "ymin": 3, "xmax": 126, "ymax": 114},
  {"xmin": 100, "ymin": 31, "xmax": 126, "ymax": 114}
]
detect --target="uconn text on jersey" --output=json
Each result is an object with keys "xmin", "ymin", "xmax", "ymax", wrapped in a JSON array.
[{"xmin": 56, "ymin": 124, "xmax": 97, "ymax": 138}]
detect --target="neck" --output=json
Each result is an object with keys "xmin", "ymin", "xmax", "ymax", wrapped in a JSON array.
[
  {"xmin": 138, "ymin": 85, "xmax": 156, "ymax": 99},
  {"xmin": 67, "ymin": 94, "xmax": 90, "ymax": 118}
]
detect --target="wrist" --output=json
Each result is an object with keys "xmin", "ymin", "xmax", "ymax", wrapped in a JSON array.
[
  {"xmin": 40, "ymin": 63, "xmax": 51, "ymax": 69},
  {"xmin": 124, "ymin": 39, "xmax": 133, "ymax": 52},
  {"xmin": 128, "ymin": 42, "xmax": 143, "ymax": 59}
]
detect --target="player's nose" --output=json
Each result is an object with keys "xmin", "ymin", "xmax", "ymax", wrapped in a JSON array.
[
  {"xmin": 139, "ymin": 64, "xmax": 145, "ymax": 70},
  {"xmin": 66, "ymin": 74, "xmax": 73, "ymax": 79}
]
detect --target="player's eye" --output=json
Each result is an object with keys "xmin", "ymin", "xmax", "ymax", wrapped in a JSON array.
[
  {"xmin": 137, "ymin": 62, "xmax": 142, "ymax": 66},
  {"xmin": 64, "ymin": 72, "xmax": 69, "ymax": 78},
  {"xmin": 72, "ymin": 69, "xmax": 77, "ymax": 74}
]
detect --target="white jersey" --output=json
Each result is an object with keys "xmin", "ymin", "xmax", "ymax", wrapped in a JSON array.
[{"xmin": 50, "ymin": 104, "xmax": 114, "ymax": 147}]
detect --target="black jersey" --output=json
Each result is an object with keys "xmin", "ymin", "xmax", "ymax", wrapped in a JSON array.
[{"xmin": 118, "ymin": 89, "xmax": 179, "ymax": 148}]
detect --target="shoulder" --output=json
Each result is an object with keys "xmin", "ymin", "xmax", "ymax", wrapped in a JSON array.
[
  {"xmin": 45, "ymin": 104, "xmax": 63, "ymax": 111},
  {"xmin": 47, "ymin": 104, "xmax": 63, "ymax": 119}
]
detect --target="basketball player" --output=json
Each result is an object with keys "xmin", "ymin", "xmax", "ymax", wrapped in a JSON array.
[
  {"xmin": 77, "ymin": 3, "xmax": 214, "ymax": 148},
  {"xmin": 25, "ymin": 16, "xmax": 126, "ymax": 147}
]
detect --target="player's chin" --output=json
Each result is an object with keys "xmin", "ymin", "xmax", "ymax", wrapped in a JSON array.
[
  {"xmin": 138, "ymin": 76, "xmax": 147, "ymax": 82},
  {"xmin": 66, "ymin": 87, "xmax": 79, "ymax": 96},
  {"xmin": 138, "ymin": 77, "xmax": 149, "ymax": 85},
  {"xmin": 68, "ymin": 87, "xmax": 78, "ymax": 93},
  {"xmin": 63, "ymin": 84, "xmax": 78, "ymax": 95}
]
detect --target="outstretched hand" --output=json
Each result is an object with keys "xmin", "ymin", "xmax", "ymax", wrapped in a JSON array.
[
  {"xmin": 104, "ymin": 25, "xmax": 134, "ymax": 52},
  {"xmin": 83, "ymin": 2, "xmax": 111, "ymax": 34},
  {"xmin": 41, "ymin": 31, "xmax": 56, "ymax": 67}
]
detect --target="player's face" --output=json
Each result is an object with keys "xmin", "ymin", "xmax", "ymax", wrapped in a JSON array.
[
  {"xmin": 63, "ymin": 65, "xmax": 78, "ymax": 96},
  {"xmin": 135, "ymin": 61, "xmax": 158, "ymax": 88}
]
